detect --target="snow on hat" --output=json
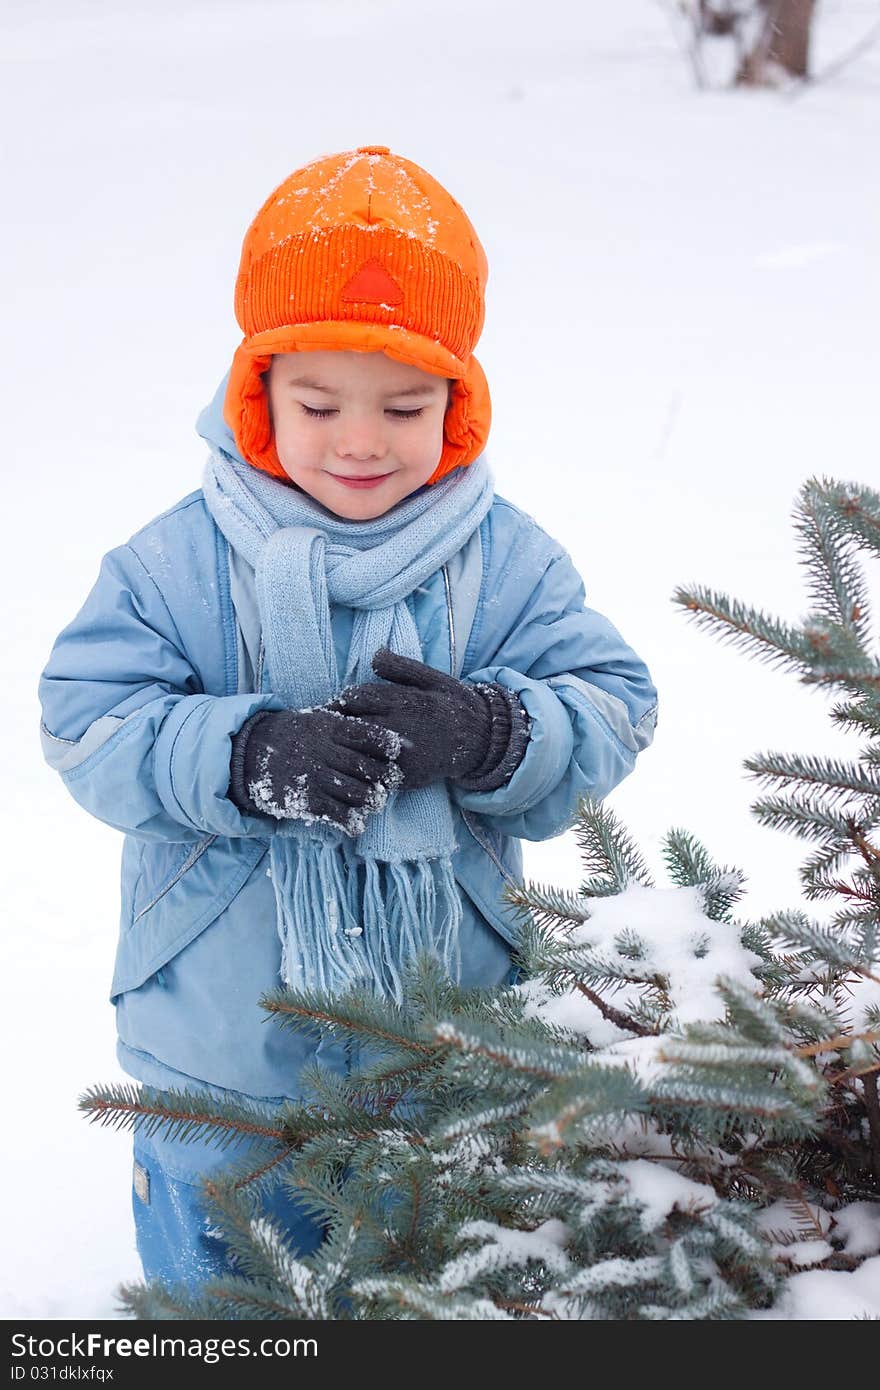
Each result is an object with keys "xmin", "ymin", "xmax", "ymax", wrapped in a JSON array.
[{"xmin": 223, "ymin": 145, "xmax": 491, "ymax": 484}]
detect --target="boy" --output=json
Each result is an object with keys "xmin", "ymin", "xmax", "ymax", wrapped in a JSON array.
[{"xmin": 38, "ymin": 146, "xmax": 658, "ymax": 1290}]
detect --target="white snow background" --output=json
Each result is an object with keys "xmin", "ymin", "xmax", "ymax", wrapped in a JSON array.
[{"xmin": 3, "ymin": 0, "xmax": 879, "ymax": 1319}]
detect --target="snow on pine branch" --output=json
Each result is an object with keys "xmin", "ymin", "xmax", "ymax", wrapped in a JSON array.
[{"xmin": 519, "ymin": 880, "xmax": 763, "ymax": 1049}]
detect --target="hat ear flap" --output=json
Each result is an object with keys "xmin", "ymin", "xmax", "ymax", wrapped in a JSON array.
[
  {"xmin": 223, "ymin": 344, "xmax": 287, "ymax": 479},
  {"xmin": 427, "ymin": 354, "xmax": 491, "ymax": 484}
]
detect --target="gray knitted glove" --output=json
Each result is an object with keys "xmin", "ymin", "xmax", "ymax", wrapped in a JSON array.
[
  {"xmin": 228, "ymin": 706, "xmax": 402, "ymax": 837},
  {"xmin": 325, "ymin": 647, "xmax": 531, "ymax": 793}
]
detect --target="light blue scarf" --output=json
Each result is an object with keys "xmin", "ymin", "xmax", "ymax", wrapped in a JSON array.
[{"xmin": 202, "ymin": 449, "xmax": 495, "ymax": 1004}]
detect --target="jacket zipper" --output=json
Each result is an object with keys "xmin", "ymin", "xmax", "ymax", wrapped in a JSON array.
[
  {"xmin": 443, "ymin": 565, "xmax": 516, "ymax": 888},
  {"xmin": 441, "ymin": 563, "xmax": 456, "ymax": 676},
  {"xmin": 131, "ymin": 835, "xmax": 217, "ymax": 924}
]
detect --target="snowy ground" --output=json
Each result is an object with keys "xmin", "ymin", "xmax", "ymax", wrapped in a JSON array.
[{"xmin": 3, "ymin": 0, "xmax": 879, "ymax": 1319}]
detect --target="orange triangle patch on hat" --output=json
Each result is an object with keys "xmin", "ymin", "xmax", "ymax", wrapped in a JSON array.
[{"xmin": 341, "ymin": 259, "xmax": 404, "ymax": 306}]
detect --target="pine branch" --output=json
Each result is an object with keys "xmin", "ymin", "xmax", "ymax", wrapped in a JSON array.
[
  {"xmin": 198, "ymin": 1277, "xmax": 318, "ymax": 1320},
  {"xmin": 799, "ymin": 866, "xmax": 877, "ymax": 904},
  {"xmin": 760, "ymin": 910, "xmax": 874, "ymax": 974},
  {"xmin": 793, "ymin": 478, "xmax": 872, "ymax": 644},
  {"xmin": 815, "ymin": 478, "xmax": 880, "ymax": 563},
  {"xmin": 749, "ymin": 795, "xmax": 873, "ymax": 846},
  {"xmin": 259, "ymin": 989, "xmax": 435, "ymax": 1055},
  {"xmin": 347, "ymin": 1054, "xmax": 438, "ymax": 1108},
  {"xmin": 557, "ymin": 946, "xmax": 672, "ymax": 997},
  {"xmin": 353, "ymin": 1277, "xmax": 513, "ymax": 1320},
  {"xmin": 649, "ymin": 1082, "xmax": 814, "ymax": 1124},
  {"xmin": 660, "ymin": 827, "xmax": 746, "ymax": 920},
  {"xmin": 828, "ymin": 697, "xmax": 880, "ymax": 738},
  {"xmin": 432, "ymin": 1020, "xmax": 585, "ymax": 1083},
  {"xmin": 431, "ymin": 1099, "xmax": 535, "ymax": 1146},
  {"xmin": 116, "ymin": 1281, "xmax": 224, "ymax": 1320},
  {"xmin": 526, "ymin": 1069, "xmax": 649, "ymax": 1151},
  {"xmin": 799, "ymin": 603, "xmax": 877, "ymax": 670},
  {"xmin": 572, "ymin": 796, "xmax": 655, "ymax": 889},
  {"xmin": 672, "ymin": 585, "xmax": 814, "ymax": 674},
  {"xmin": 78, "ymin": 1083, "xmax": 287, "ymax": 1147},
  {"xmin": 799, "ymin": 837, "xmax": 862, "ymax": 887},
  {"xmin": 502, "ymin": 879, "xmax": 593, "ymax": 931},
  {"xmin": 744, "ymin": 751, "xmax": 880, "ymax": 804}
]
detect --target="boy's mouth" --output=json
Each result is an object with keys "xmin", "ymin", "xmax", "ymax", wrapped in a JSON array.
[{"xmin": 328, "ymin": 472, "xmax": 394, "ymax": 490}]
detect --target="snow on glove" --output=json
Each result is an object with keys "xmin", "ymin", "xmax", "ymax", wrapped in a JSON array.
[
  {"xmin": 228, "ymin": 706, "xmax": 403, "ymax": 837},
  {"xmin": 325, "ymin": 647, "xmax": 531, "ymax": 793}
]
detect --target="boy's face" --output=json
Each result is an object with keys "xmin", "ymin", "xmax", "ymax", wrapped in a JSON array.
[{"xmin": 266, "ymin": 349, "xmax": 452, "ymax": 520}]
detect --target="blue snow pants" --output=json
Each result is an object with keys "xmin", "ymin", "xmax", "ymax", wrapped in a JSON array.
[{"xmin": 132, "ymin": 1129, "xmax": 328, "ymax": 1294}]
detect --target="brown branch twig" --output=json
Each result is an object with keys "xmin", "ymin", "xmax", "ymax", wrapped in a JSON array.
[
  {"xmin": 573, "ymin": 981, "xmax": 658, "ymax": 1039},
  {"xmin": 833, "ymin": 1060, "xmax": 880, "ymax": 1087},
  {"xmin": 823, "ymin": 880, "xmax": 876, "ymax": 904},
  {"xmin": 262, "ymin": 1000, "xmax": 435, "ymax": 1054},
  {"xmin": 848, "ymin": 822, "xmax": 880, "ymax": 868},
  {"xmin": 793, "ymin": 1027, "xmax": 880, "ymax": 1059},
  {"xmin": 862, "ymin": 1072, "xmax": 880, "ymax": 1185},
  {"xmin": 407, "ymin": 1174, "xmax": 421, "ymax": 1255},
  {"xmin": 83, "ymin": 1096, "xmax": 287, "ymax": 1143},
  {"xmin": 493, "ymin": 1296, "xmax": 558, "ymax": 1318},
  {"xmin": 784, "ymin": 1186, "xmax": 828, "ymax": 1241},
  {"xmin": 229, "ymin": 1143, "xmax": 298, "ymax": 1193},
  {"xmin": 803, "ymin": 671, "xmax": 880, "ymax": 690}
]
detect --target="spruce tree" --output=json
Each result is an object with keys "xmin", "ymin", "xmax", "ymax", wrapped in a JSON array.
[{"xmin": 81, "ymin": 476, "xmax": 880, "ymax": 1319}]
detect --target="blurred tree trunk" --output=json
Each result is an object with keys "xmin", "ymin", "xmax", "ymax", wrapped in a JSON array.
[{"xmin": 737, "ymin": 0, "xmax": 817, "ymax": 84}]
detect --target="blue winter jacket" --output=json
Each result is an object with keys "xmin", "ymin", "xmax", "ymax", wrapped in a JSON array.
[{"xmin": 38, "ymin": 378, "xmax": 658, "ymax": 1123}]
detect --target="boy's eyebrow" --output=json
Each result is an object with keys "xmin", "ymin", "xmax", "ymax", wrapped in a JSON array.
[{"xmin": 285, "ymin": 375, "xmax": 441, "ymax": 397}]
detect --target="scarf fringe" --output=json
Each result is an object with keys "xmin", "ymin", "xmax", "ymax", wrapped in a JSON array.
[{"xmin": 269, "ymin": 839, "xmax": 463, "ymax": 1005}]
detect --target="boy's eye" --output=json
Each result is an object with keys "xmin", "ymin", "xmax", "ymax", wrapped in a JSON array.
[{"xmin": 300, "ymin": 405, "xmax": 425, "ymax": 420}]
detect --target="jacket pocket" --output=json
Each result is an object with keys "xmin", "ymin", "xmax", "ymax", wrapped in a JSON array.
[
  {"xmin": 111, "ymin": 836, "xmax": 269, "ymax": 1001},
  {"xmin": 130, "ymin": 837, "xmax": 216, "ymax": 924},
  {"xmin": 453, "ymin": 810, "xmax": 524, "ymax": 948}
]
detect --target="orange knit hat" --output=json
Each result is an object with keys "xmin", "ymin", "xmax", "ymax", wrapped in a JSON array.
[{"xmin": 224, "ymin": 145, "xmax": 491, "ymax": 485}]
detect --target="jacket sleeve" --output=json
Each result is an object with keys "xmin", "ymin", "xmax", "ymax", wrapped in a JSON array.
[
  {"xmin": 450, "ymin": 515, "xmax": 658, "ymax": 841},
  {"xmin": 38, "ymin": 543, "xmax": 286, "ymax": 842}
]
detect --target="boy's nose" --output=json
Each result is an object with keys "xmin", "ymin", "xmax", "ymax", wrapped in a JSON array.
[{"xmin": 335, "ymin": 425, "xmax": 388, "ymax": 463}]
